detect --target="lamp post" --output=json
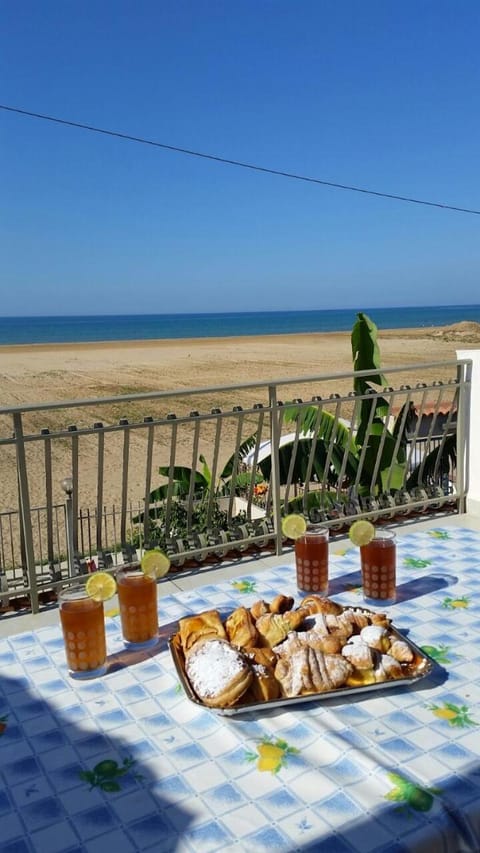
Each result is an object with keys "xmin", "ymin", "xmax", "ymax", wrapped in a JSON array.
[{"xmin": 61, "ymin": 477, "xmax": 75, "ymax": 578}]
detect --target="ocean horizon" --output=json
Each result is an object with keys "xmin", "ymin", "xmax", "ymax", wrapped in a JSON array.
[{"xmin": 1, "ymin": 304, "xmax": 480, "ymax": 346}]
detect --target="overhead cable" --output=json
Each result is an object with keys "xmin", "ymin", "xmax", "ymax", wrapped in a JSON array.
[{"xmin": 1, "ymin": 103, "xmax": 479, "ymax": 216}]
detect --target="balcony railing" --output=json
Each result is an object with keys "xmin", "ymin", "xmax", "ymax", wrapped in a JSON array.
[{"xmin": 0, "ymin": 358, "xmax": 470, "ymax": 613}]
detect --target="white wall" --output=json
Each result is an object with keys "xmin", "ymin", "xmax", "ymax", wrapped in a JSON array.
[{"xmin": 457, "ymin": 349, "xmax": 480, "ymax": 516}]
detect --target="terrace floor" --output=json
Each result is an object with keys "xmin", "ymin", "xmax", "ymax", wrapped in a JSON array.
[{"xmin": 1, "ymin": 507, "xmax": 480, "ymax": 639}]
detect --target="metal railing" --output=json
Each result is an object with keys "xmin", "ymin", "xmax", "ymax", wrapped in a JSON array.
[{"xmin": 0, "ymin": 358, "xmax": 470, "ymax": 612}]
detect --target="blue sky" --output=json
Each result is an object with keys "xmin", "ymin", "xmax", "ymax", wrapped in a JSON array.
[{"xmin": 1, "ymin": 1, "xmax": 479, "ymax": 316}]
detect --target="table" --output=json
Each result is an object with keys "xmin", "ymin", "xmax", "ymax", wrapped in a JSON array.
[{"xmin": 1, "ymin": 526, "xmax": 480, "ymax": 853}]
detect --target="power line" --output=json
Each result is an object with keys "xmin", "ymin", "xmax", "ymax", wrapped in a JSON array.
[{"xmin": 1, "ymin": 102, "xmax": 480, "ymax": 216}]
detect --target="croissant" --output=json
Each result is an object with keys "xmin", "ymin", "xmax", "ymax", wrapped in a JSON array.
[
  {"xmin": 225, "ymin": 607, "xmax": 258, "ymax": 649},
  {"xmin": 300, "ymin": 595, "xmax": 343, "ymax": 616},
  {"xmin": 256, "ymin": 610, "xmax": 306, "ymax": 648},
  {"xmin": 388, "ymin": 638, "xmax": 414, "ymax": 663},
  {"xmin": 179, "ymin": 609, "xmax": 226, "ymax": 653}
]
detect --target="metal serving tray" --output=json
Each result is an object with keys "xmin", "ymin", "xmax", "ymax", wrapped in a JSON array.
[{"xmin": 169, "ymin": 606, "xmax": 435, "ymax": 717}]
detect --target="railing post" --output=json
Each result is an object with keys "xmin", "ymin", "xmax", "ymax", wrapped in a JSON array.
[
  {"xmin": 455, "ymin": 356, "xmax": 472, "ymax": 514},
  {"xmin": 13, "ymin": 412, "xmax": 39, "ymax": 612},
  {"xmin": 269, "ymin": 384, "xmax": 283, "ymax": 555},
  {"xmin": 61, "ymin": 477, "xmax": 76, "ymax": 577}
]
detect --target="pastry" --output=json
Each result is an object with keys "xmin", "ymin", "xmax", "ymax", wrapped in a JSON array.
[
  {"xmin": 179, "ymin": 609, "xmax": 227, "ymax": 653},
  {"xmin": 185, "ymin": 639, "xmax": 252, "ymax": 707},
  {"xmin": 374, "ymin": 654, "xmax": 403, "ymax": 682},
  {"xmin": 336, "ymin": 609, "xmax": 371, "ymax": 632},
  {"xmin": 369, "ymin": 612, "xmax": 391, "ymax": 628},
  {"xmin": 244, "ymin": 650, "xmax": 281, "ymax": 702},
  {"xmin": 225, "ymin": 606, "xmax": 258, "ymax": 649},
  {"xmin": 359, "ymin": 625, "xmax": 390, "ymax": 652},
  {"xmin": 342, "ymin": 637, "xmax": 376, "ymax": 670},
  {"xmin": 303, "ymin": 631, "xmax": 345, "ymax": 655},
  {"xmin": 246, "ymin": 646, "xmax": 277, "ymax": 668},
  {"xmin": 300, "ymin": 595, "xmax": 343, "ymax": 616},
  {"xmin": 388, "ymin": 638, "xmax": 414, "ymax": 662},
  {"xmin": 248, "ymin": 663, "xmax": 281, "ymax": 701},
  {"xmin": 250, "ymin": 600, "xmax": 270, "ymax": 620},
  {"xmin": 256, "ymin": 610, "xmax": 306, "ymax": 647},
  {"xmin": 275, "ymin": 646, "xmax": 352, "ymax": 697},
  {"xmin": 270, "ymin": 594, "xmax": 295, "ymax": 614}
]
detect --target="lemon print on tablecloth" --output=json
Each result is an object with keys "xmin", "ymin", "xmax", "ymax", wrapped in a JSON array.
[
  {"xmin": 428, "ymin": 702, "xmax": 477, "ymax": 727},
  {"xmin": 442, "ymin": 595, "xmax": 470, "ymax": 609},
  {"xmin": 385, "ymin": 772, "xmax": 441, "ymax": 813},
  {"xmin": 333, "ymin": 547, "xmax": 352, "ymax": 557},
  {"xmin": 231, "ymin": 579, "xmax": 257, "ymax": 594},
  {"xmin": 403, "ymin": 557, "xmax": 432, "ymax": 569},
  {"xmin": 428, "ymin": 529, "xmax": 450, "ymax": 540},
  {"xmin": 104, "ymin": 606, "xmax": 120, "ymax": 618},
  {"xmin": 420, "ymin": 644, "xmax": 452, "ymax": 664},
  {"xmin": 245, "ymin": 737, "xmax": 299, "ymax": 774},
  {"xmin": 79, "ymin": 756, "xmax": 142, "ymax": 792}
]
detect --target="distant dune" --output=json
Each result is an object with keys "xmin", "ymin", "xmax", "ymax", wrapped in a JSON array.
[{"xmin": 430, "ymin": 321, "xmax": 480, "ymax": 342}]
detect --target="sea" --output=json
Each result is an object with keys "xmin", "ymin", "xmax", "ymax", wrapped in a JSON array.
[{"xmin": 1, "ymin": 304, "xmax": 480, "ymax": 346}]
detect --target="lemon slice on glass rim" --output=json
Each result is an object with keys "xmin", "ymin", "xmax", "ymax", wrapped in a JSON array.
[
  {"xmin": 85, "ymin": 571, "xmax": 117, "ymax": 602},
  {"xmin": 281, "ymin": 513, "xmax": 308, "ymax": 540},
  {"xmin": 348, "ymin": 519, "xmax": 375, "ymax": 547},
  {"xmin": 141, "ymin": 549, "xmax": 171, "ymax": 579}
]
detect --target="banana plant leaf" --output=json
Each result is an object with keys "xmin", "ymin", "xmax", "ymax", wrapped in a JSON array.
[{"xmin": 351, "ymin": 312, "xmax": 388, "ymax": 389}]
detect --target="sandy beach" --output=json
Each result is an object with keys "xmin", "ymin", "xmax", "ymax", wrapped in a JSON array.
[
  {"xmin": 1, "ymin": 322, "xmax": 479, "ymax": 514},
  {"xmin": 2, "ymin": 322, "xmax": 479, "ymax": 403}
]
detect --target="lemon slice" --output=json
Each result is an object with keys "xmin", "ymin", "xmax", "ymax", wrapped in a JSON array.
[
  {"xmin": 281, "ymin": 513, "xmax": 307, "ymax": 540},
  {"xmin": 348, "ymin": 519, "xmax": 375, "ymax": 547},
  {"xmin": 85, "ymin": 571, "xmax": 117, "ymax": 602},
  {"xmin": 141, "ymin": 549, "xmax": 171, "ymax": 579}
]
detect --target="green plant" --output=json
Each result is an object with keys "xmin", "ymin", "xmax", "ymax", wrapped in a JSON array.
[{"xmin": 260, "ymin": 313, "xmax": 418, "ymax": 499}]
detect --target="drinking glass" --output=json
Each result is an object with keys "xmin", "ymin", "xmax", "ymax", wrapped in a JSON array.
[
  {"xmin": 295, "ymin": 526, "xmax": 329, "ymax": 594},
  {"xmin": 360, "ymin": 529, "xmax": 396, "ymax": 606},
  {"xmin": 59, "ymin": 586, "xmax": 107, "ymax": 679},
  {"xmin": 117, "ymin": 568, "xmax": 159, "ymax": 649}
]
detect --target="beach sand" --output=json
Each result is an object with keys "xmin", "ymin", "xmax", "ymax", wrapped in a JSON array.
[
  {"xmin": 1, "ymin": 323, "xmax": 479, "ymax": 513},
  {"xmin": 2, "ymin": 323, "xmax": 478, "ymax": 400}
]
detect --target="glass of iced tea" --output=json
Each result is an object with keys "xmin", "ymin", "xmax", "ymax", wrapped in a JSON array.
[
  {"xmin": 59, "ymin": 586, "xmax": 107, "ymax": 679},
  {"xmin": 360, "ymin": 529, "xmax": 396, "ymax": 606},
  {"xmin": 295, "ymin": 525, "xmax": 329, "ymax": 594},
  {"xmin": 117, "ymin": 568, "xmax": 159, "ymax": 649}
]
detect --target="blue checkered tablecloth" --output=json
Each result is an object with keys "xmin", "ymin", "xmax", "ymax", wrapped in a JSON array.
[{"xmin": 1, "ymin": 527, "xmax": 480, "ymax": 852}]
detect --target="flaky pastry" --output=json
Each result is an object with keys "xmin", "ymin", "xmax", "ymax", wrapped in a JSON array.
[
  {"xmin": 300, "ymin": 595, "xmax": 343, "ymax": 616},
  {"xmin": 225, "ymin": 606, "xmax": 258, "ymax": 649},
  {"xmin": 179, "ymin": 609, "xmax": 226, "ymax": 653},
  {"xmin": 256, "ymin": 610, "xmax": 306, "ymax": 648}
]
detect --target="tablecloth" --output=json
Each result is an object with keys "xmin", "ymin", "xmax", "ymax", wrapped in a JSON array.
[{"xmin": 1, "ymin": 526, "xmax": 479, "ymax": 852}]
